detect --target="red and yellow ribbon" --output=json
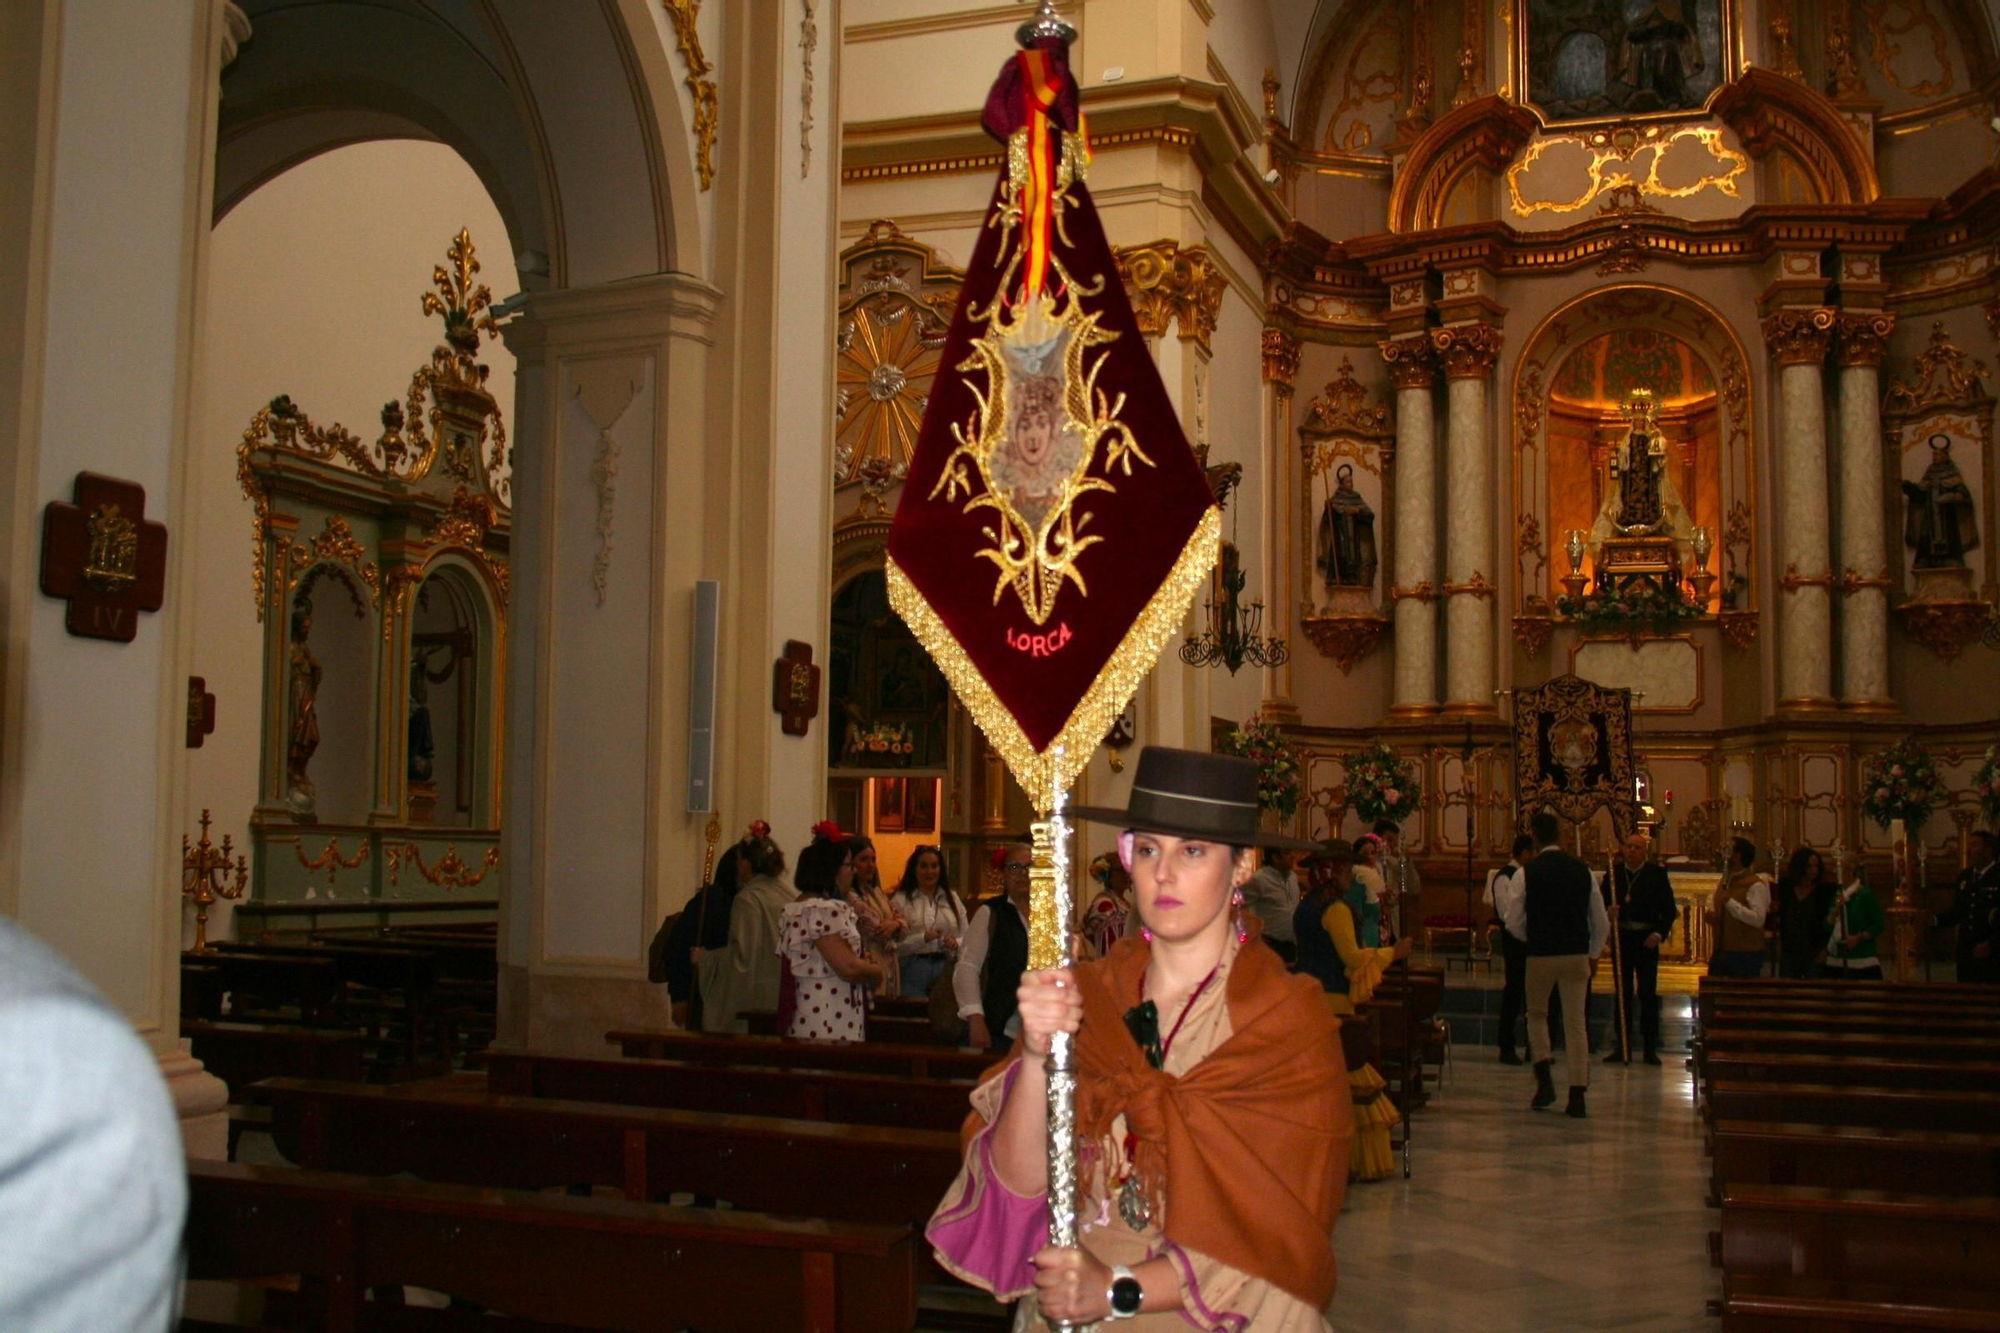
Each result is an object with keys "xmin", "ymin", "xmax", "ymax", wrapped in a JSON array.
[{"xmin": 1019, "ymin": 49, "xmax": 1065, "ymax": 300}]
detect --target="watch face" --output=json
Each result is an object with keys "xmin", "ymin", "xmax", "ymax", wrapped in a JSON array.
[{"xmin": 1110, "ymin": 1276, "xmax": 1143, "ymax": 1317}]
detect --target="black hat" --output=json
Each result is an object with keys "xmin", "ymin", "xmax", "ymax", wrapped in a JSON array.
[
  {"xmin": 1308, "ymin": 837, "xmax": 1355, "ymax": 863},
  {"xmin": 1070, "ymin": 746, "xmax": 1320, "ymax": 851}
]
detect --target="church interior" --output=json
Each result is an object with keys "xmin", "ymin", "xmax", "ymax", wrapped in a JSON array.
[{"xmin": 3, "ymin": 0, "xmax": 2000, "ymax": 1328}]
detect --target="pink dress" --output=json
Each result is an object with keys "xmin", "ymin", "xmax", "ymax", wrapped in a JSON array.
[{"xmin": 779, "ymin": 898, "xmax": 869, "ymax": 1042}]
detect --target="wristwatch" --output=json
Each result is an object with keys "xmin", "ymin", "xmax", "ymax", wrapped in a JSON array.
[{"xmin": 1105, "ymin": 1264, "xmax": 1144, "ymax": 1321}]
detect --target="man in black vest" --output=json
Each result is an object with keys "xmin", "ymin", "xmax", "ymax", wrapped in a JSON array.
[
  {"xmin": 1504, "ymin": 810, "xmax": 1608, "ymax": 1118},
  {"xmin": 1605, "ymin": 833, "xmax": 1677, "ymax": 1065},
  {"xmin": 954, "ymin": 839, "xmax": 1033, "ymax": 1051}
]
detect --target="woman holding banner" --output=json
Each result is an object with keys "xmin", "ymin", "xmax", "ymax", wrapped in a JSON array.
[{"xmin": 927, "ymin": 748, "xmax": 1351, "ymax": 1329}]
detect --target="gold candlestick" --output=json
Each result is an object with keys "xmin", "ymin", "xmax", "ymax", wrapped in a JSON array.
[{"xmin": 182, "ymin": 809, "xmax": 248, "ymax": 953}]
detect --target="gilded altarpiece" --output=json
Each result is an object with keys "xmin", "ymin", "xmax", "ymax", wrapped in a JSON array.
[
  {"xmin": 1511, "ymin": 287, "xmax": 1757, "ymax": 712},
  {"xmin": 238, "ymin": 232, "xmax": 510, "ymax": 911},
  {"xmin": 1881, "ymin": 321, "xmax": 1996, "ymax": 660},
  {"xmin": 1298, "ymin": 358, "xmax": 1393, "ymax": 674}
]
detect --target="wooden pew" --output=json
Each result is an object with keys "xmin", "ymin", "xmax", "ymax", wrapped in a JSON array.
[
  {"xmin": 1704, "ymin": 1053, "xmax": 2000, "ymax": 1095},
  {"xmin": 1710, "ymin": 1119, "xmax": 2000, "ymax": 1202},
  {"xmin": 185, "ymin": 1019, "xmax": 368, "ymax": 1093},
  {"xmin": 606, "ymin": 1029, "xmax": 998, "ymax": 1081},
  {"xmin": 742, "ymin": 1009, "xmax": 945, "ymax": 1046},
  {"xmin": 1718, "ymin": 1184, "xmax": 2000, "ymax": 1292},
  {"xmin": 484, "ymin": 1049, "xmax": 974, "ymax": 1134},
  {"xmin": 184, "ymin": 1158, "xmax": 917, "ymax": 1332},
  {"xmin": 1705, "ymin": 1006, "xmax": 2000, "ymax": 1037},
  {"xmin": 185, "ymin": 950, "xmax": 344, "ymax": 1027},
  {"xmin": 1707, "ymin": 1080, "xmax": 2000, "ymax": 1135},
  {"xmin": 1716, "ymin": 1276, "xmax": 2000, "ymax": 1332},
  {"xmin": 213, "ymin": 941, "xmax": 458, "ymax": 1073},
  {"xmin": 1702, "ymin": 1029, "xmax": 2000, "ymax": 1064},
  {"xmin": 254, "ymin": 1077, "xmax": 964, "ymax": 1228}
]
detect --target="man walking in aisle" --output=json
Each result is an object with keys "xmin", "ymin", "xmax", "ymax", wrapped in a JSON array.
[
  {"xmin": 1505, "ymin": 810, "xmax": 1609, "ymax": 1118},
  {"xmin": 1605, "ymin": 832, "xmax": 1677, "ymax": 1065}
]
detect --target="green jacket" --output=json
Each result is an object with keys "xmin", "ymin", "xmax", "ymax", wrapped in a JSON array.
[{"xmin": 1825, "ymin": 884, "xmax": 1885, "ymax": 966}]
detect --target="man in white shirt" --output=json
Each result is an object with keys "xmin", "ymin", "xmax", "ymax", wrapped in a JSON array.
[
  {"xmin": 1506, "ymin": 812, "xmax": 1610, "ymax": 1118},
  {"xmin": 953, "ymin": 840, "xmax": 1033, "ymax": 1050},
  {"xmin": 1488, "ymin": 834, "xmax": 1535, "ymax": 1064},
  {"xmin": 1242, "ymin": 847, "xmax": 1301, "ymax": 964}
]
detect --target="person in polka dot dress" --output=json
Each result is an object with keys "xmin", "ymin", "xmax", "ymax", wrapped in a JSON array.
[{"xmin": 779, "ymin": 828, "xmax": 885, "ymax": 1042}]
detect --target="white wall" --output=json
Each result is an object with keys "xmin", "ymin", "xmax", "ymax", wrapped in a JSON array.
[{"xmin": 188, "ymin": 140, "xmax": 514, "ymax": 937}]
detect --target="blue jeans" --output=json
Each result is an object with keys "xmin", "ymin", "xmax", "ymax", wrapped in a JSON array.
[
  {"xmin": 900, "ymin": 952, "xmax": 950, "ymax": 1000},
  {"xmin": 1709, "ymin": 950, "xmax": 1765, "ymax": 978}
]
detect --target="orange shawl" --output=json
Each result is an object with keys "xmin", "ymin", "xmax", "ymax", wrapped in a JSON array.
[{"xmin": 967, "ymin": 932, "xmax": 1352, "ymax": 1308}]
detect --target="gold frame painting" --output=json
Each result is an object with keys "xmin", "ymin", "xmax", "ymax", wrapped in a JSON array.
[{"xmin": 1513, "ymin": 0, "xmax": 1742, "ymax": 128}]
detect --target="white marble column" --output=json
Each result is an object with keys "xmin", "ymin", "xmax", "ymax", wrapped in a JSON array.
[
  {"xmin": 1439, "ymin": 325, "xmax": 1501, "ymax": 715},
  {"xmin": 1761, "ymin": 308, "xmax": 1838, "ymax": 710},
  {"xmin": 1381, "ymin": 336, "xmax": 1439, "ymax": 715},
  {"xmin": 1835, "ymin": 313, "xmax": 1895, "ymax": 712}
]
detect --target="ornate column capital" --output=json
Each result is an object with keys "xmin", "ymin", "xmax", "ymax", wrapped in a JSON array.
[
  {"xmin": 1261, "ymin": 327, "xmax": 1301, "ymax": 398},
  {"xmin": 1760, "ymin": 307, "xmax": 1837, "ymax": 367},
  {"xmin": 1433, "ymin": 323, "xmax": 1503, "ymax": 380},
  {"xmin": 1115, "ymin": 242, "xmax": 1227, "ymax": 353},
  {"xmin": 1835, "ymin": 312, "xmax": 1896, "ymax": 368},
  {"xmin": 1379, "ymin": 334, "xmax": 1439, "ymax": 389}
]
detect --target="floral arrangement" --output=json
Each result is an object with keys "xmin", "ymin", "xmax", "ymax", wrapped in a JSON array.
[
  {"xmin": 1859, "ymin": 738, "xmax": 1948, "ymax": 831},
  {"xmin": 1218, "ymin": 715, "xmax": 1302, "ymax": 822},
  {"xmin": 1342, "ymin": 742, "xmax": 1420, "ymax": 826},
  {"xmin": 849, "ymin": 722, "xmax": 914, "ymax": 756},
  {"xmin": 1557, "ymin": 581, "xmax": 1701, "ymax": 637},
  {"xmin": 1972, "ymin": 743, "xmax": 2000, "ymax": 828}
]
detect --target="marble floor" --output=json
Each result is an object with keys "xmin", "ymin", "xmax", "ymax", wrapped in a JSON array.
[{"xmin": 1329, "ymin": 1045, "xmax": 1714, "ymax": 1333}]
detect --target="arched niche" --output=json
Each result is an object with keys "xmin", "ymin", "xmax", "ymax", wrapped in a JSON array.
[
  {"xmin": 284, "ymin": 565, "xmax": 377, "ymax": 824},
  {"xmin": 396, "ymin": 552, "xmax": 505, "ymax": 831},
  {"xmin": 1511, "ymin": 285, "xmax": 1759, "ymax": 650}
]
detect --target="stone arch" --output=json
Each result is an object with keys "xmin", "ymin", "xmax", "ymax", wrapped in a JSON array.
[
  {"xmin": 1386, "ymin": 96, "xmax": 1540, "ymax": 232},
  {"xmin": 1712, "ymin": 69, "xmax": 1878, "ymax": 205},
  {"xmin": 216, "ymin": 0, "xmax": 700, "ymax": 290},
  {"xmin": 1508, "ymin": 284, "xmax": 1759, "ymax": 624}
]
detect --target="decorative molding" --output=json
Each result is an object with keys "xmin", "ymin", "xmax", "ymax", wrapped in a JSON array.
[
  {"xmin": 1824, "ymin": 2, "xmax": 1866, "ymax": 99},
  {"xmin": 1441, "ymin": 571, "xmax": 1496, "ymax": 599},
  {"xmin": 1719, "ymin": 610, "xmax": 1760, "ymax": 649},
  {"xmin": 1760, "ymin": 307, "xmax": 1838, "ymax": 366},
  {"xmin": 1390, "ymin": 582, "xmax": 1439, "ymax": 604},
  {"xmin": 1115, "ymin": 242, "xmax": 1227, "ymax": 353},
  {"xmin": 286, "ymin": 515, "xmax": 382, "ymax": 609},
  {"xmin": 570, "ymin": 366, "xmax": 642, "ymax": 609},
  {"xmin": 1379, "ymin": 334, "xmax": 1439, "ymax": 389},
  {"xmin": 1984, "ymin": 298, "xmax": 2000, "ymax": 344},
  {"xmin": 220, "ymin": 3, "xmax": 251, "ymax": 68},
  {"xmin": 1505, "ymin": 123, "xmax": 1749, "ymax": 218},
  {"xmin": 1768, "ymin": 1, "xmax": 1805, "ymax": 82},
  {"xmin": 662, "ymin": 0, "xmax": 719, "ymax": 191},
  {"xmin": 1835, "ymin": 312, "xmax": 1897, "ymax": 368},
  {"xmin": 1838, "ymin": 567, "xmax": 1893, "ymax": 595},
  {"xmin": 841, "ymin": 123, "xmax": 1196, "ymax": 184},
  {"xmin": 1432, "ymin": 323, "xmax": 1503, "ymax": 380},
  {"xmin": 1898, "ymin": 598, "xmax": 1995, "ymax": 662},
  {"xmin": 833, "ymin": 221, "xmax": 961, "ymax": 487},
  {"xmin": 1388, "ymin": 95, "xmax": 1539, "ymax": 232},
  {"xmin": 1261, "ymin": 327, "xmax": 1301, "ymax": 395},
  {"xmin": 800, "ymin": 0, "xmax": 819, "ymax": 179},
  {"xmin": 1300, "ymin": 358, "xmax": 1393, "ymax": 440},
  {"xmin": 1302, "ymin": 614, "xmax": 1389, "ymax": 674},
  {"xmin": 1512, "ymin": 615, "xmax": 1554, "ymax": 656},
  {"xmin": 1883, "ymin": 321, "xmax": 1993, "ymax": 415},
  {"xmin": 1780, "ymin": 562, "xmax": 1836, "ymax": 593},
  {"xmin": 589, "ymin": 432, "xmax": 619, "ymax": 607},
  {"xmin": 1712, "ymin": 68, "xmax": 1878, "ymax": 206}
]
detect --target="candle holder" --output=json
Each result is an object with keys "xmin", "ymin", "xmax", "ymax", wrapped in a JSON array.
[
  {"xmin": 1561, "ymin": 529, "xmax": 1589, "ymax": 601},
  {"xmin": 1687, "ymin": 525, "xmax": 1715, "ymax": 608},
  {"xmin": 182, "ymin": 808, "xmax": 248, "ymax": 953}
]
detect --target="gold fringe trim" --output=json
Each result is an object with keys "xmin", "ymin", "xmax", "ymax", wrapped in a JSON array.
[{"xmin": 887, "ymin": 505, "xmax": 1221, "ymax": 814}]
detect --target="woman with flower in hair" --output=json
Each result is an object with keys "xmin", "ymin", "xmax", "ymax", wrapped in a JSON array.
[
  {"xmin": 780, "ymin": 828, "xmax": 884, "ymax": 1042},
  {"xmin": 1080, "ymin": 851, "xmax": 1134, "ymax": 960},
  {"xmin": 1350, "ymin": 835, "xmax": 1388, "ymax": 947}
]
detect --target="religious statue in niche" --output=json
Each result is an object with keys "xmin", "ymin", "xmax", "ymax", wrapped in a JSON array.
[
  {"xmin": 1902, "ymin": 434, "xmax": 1980, "ymax": 570},
  {"xmin": 286, "ymin": 598, "xmax": 322, "ymax": 815},
  {"xmin": 1315, "ymin": 463, "xmax": 1379, "ymax": 593},
  {"xmin": 1588, "ymin": 390, "xmax": 1692, "ymax": 554},
  {"xmin": 1524, "ymin": 0, "xmax": 1724, "ymax": 122},
  {"xmin": 406, "ymin": 645, "xmax": 454, "ymax": 782}
]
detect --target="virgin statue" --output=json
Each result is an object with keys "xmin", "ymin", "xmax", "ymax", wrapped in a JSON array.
[
  {"xmin": 1588, "ymin": 414, "xmax": 1692, "ymax": 559},
  {"xmin": 1902, "ymin": 435, "xmax": 1980, "ymax": 569}
]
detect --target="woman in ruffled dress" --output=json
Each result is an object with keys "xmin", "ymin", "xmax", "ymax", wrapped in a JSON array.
[
  {"xmin": 842, "ymin": 831, "xmax": 907, "ymax": 998},
  {"xmin": 1080, "ymin": 851, "xmax": 1135, "ymax": 960},
  {"xmin": 1349, "ymin": 834, "xmax": 1388, "ymax": 946},
  {"xmin": 1294, "ymin": 839, "xmax": 1412, "ymax": 1182},
  {"xmin": 779, "ymin": 831, "xmax": 884, "ymax": 1042},
  {"xmin": 928, "ymin": 747, "xmax": 1350, "ymax": 1330}
]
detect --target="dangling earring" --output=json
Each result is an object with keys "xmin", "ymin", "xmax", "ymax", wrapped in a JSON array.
[
  {"xmin": 1232, "ymin": 886, "xmax": 1248, "ymax": 942},
  {"xmin": 1140, "ymin": 926, "xmax": 1153, "ymax": 942},
  {"xmin": 1231, "ymin": 889, "xmax": 1244, "ymax": 907}
]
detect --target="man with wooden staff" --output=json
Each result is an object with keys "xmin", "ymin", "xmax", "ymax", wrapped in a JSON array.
[{"xmin": 1604, "ymin": 833, "xmax": 1677, "ymax": 1065}]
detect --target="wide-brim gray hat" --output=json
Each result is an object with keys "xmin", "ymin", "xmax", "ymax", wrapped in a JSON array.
[{"xmin": 1069, "ymin": 746, "xmax": 1320, "ymax": 852}]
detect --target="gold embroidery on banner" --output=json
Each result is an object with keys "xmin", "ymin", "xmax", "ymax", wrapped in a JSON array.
[
  {"xmin": 885, "ymin": 505, "xmax": 1220, "ymax": 814},
  {"xmin": 931, "ymin": 287, "xmax": 1153, "ymax": 625}
]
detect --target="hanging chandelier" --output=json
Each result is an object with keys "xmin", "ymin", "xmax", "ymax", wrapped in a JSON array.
[{"xmin": 1180, "ymin": 446, "xmax": 1288, "ymax": 673}]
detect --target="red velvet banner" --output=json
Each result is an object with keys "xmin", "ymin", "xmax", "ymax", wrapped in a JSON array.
[{"xmin": 886, "ymin": 43, "xmax": 1219, "ymax": 812}]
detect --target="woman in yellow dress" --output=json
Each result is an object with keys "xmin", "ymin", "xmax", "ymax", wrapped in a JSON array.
[{"xmin": 1293, "ymin": 839, "xmax": 1412, "ymax": 1182}]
